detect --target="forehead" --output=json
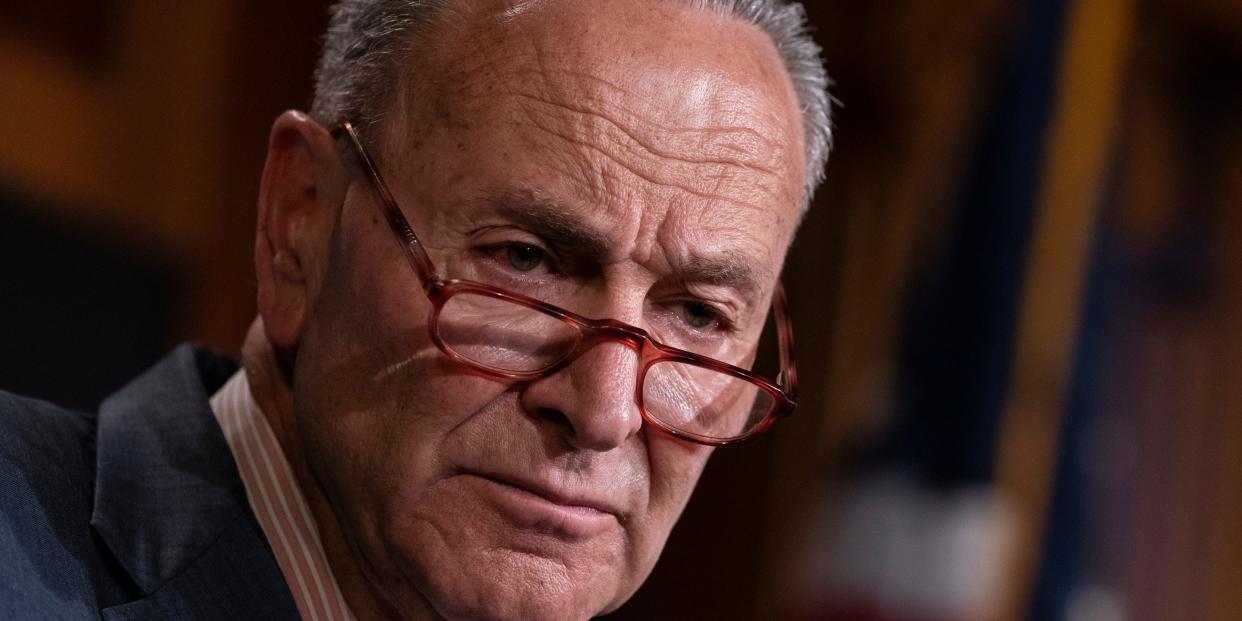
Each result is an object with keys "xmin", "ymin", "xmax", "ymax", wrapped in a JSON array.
[{"xmin": 381, "ymin": 0, "xmax": 805, "ymax": 271}]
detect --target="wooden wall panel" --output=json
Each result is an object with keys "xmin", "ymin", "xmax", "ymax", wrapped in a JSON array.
[{"xmin": 0, "ymin": 1, "xmax": 328, "ymax": 351}]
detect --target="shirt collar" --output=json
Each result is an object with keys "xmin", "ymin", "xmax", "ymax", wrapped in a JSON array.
[{"xmin": 209, "ymin": 369, "xmax": 355, "ymax": 621}]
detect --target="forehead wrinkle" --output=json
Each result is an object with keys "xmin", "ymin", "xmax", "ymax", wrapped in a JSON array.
[
  {"xmin": 505, "ymin": 95, "xmax": 786, "ymax": 212},
  {"xmin": 505, "ymin": 85, "xmax": 786, "ymax": 178},
  {"xmin": 485, "ymin": 58, "xmax": 790, "ymax": 171},
  {"xmin": 472, "ymin": 49, "xmax": 791, "ymax": 175},
  {"xmin": 444, "ymin": 26, "xmax": 789, "ymax": 162},
  {"xmin": 405, "ymin": 5, "xmax": 803, "ymax": 247},
  {"xmin": 438, "ymin": 52, "xmax": 793, "ymax": 211},
  {"xmin": 404, "ymin": 0, "xmax": 804, "ymax": 192},
  {"xmin": 514, "ymin": 7, "xmax": 799, "ymax": 204}
]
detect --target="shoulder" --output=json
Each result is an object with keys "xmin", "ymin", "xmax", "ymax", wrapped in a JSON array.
[
  {"xmin": 0, "ymin": 391, "xmax": 97, "ymax": 506},
  {"xmin": 0, "ymin": 391, "xmax": 109, "ymax": 618},
  {"xmin": 0, "ymin": 390, "xmax": 96, "ymax": 473}
]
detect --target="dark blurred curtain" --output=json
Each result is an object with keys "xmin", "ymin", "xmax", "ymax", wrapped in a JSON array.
[{"xmin": 0, "ymin": 191, "xmax": 178, "ymax": 410}]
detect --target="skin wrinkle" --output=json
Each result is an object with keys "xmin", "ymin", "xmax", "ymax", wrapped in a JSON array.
[
  {"xmin": 513, "ymin": 108, "xmax": 776, "ymax": 215},
  {"xmin": 497, "ymin": 81, "xmax": 785, "ymax": 174},
  {"xmin": 466, "ymin": 47, "xmax": 787, "ymax": 203},
  {"xmin": 478, "ymin": 64, "xmax": 780, "ymax": 148},
  {"xmin": 505, "ymin": 89, "xmax": 786, "ymax": 204},
  {"xmin": 435, "ymin": 14, "xmax": 791, "ymax": 212},
  {"xmin": 497, "ymin": 0, "xmax": 546, "ymax": 23},
  {"xmin": 520, "ymin": 5, "xmax": 792, "ymax": 175},
  {"xmin": 547, "ymin": 121, "xmax": 777, "ymax": 225}
]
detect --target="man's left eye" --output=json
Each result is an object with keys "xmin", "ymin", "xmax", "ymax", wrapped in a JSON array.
[
  {"xmin": 680, "ymin": 302, "xmax": 722, "ymax": 330},
  {"xmin": 505, "ymin": 243, "xmax": 547, "ymax": 272}
]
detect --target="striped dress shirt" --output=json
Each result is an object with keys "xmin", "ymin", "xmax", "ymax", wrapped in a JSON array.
[{"xmin": 210, "ymin": 370, "xmax": 355, "ymax": 620}]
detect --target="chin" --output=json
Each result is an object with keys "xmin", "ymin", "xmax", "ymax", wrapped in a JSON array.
[
  {"xmin": 430, "ymin": 559, "xmax": 593, "ymax": 620},
  {"xmin": 373, "ymin": 499, "xmax": 633, "ymax": 620},
  {"xmin": 404, "ymin": 546, "xmax": 622, "ymax": 621}
]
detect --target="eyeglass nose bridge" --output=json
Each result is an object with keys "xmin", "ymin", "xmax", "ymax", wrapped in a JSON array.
[
  {"xmin": 542, "ymin": 318, "xmax": 655, "ymax": 377},
  {"xmin": 511, "ymin": 318, "xmax": 648, "ymax": 393},
  {"xmin": 575, "ymin": 319, "xmax": 650, "ymax": 353}
]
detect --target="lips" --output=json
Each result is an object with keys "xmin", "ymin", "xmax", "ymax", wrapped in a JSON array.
[
  {"xmin": 471, "ymin": 471, "xmax": 624, "ymax": 518},
  {"xmin": 459, "ymin": 470, "xmax": 625, "ymax": 538}
]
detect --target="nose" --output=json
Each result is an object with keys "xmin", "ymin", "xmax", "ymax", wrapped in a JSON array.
[{"xmin": 518, "ymin": 338, "xmax": 644, "ymax": 452}]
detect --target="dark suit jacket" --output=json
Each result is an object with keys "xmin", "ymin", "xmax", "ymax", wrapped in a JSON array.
[{"xmin": 0, "ymin": 345, "xmax": 300, "ymax": 619}]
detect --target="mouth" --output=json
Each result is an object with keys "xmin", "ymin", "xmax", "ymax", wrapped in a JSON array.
[{"xmin": 460, "ymin": 471, "xmax": 622, "ymax": 539}]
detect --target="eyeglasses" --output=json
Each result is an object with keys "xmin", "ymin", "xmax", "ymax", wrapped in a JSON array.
[{"xmin": 330, "ymin": 120, "xmax": 798, "ymax": 446}]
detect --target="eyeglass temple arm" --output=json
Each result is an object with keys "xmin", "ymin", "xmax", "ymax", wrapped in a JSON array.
[
  {"xmin": 333, "ymin": 120, "xmax": 440, "ymax": 286},
  {"xmin": 773, "ymin": 282, "xmax": 799, "ymax": 402}
]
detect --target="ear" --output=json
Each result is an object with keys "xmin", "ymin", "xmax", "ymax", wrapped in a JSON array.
[{"xmin": 255, "ymin": 110, "xmax": 347, "ymax": 351}]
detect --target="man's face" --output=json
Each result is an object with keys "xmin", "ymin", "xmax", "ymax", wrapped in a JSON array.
[{"xmin": 291, "ymin": 0, "xmax": 804, "ymax": 618}]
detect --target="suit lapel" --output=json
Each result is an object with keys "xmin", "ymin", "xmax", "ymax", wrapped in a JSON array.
[
  {"xmin": 91, "ymin": 344, "xmax": 298, "ymax": 618},
  {"xmin": 100, "ymin": 514, "xmax": 299, "ymax": 620}
]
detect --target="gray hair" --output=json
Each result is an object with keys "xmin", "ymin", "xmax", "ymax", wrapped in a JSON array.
[{"xmin": 311, "ymin": 0, "xmax": 833, "ymax": 209}]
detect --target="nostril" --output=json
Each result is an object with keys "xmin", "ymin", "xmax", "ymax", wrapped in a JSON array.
[{"xmin": 534, "ymin": 406, "xmax": 574, "ymax": 433}]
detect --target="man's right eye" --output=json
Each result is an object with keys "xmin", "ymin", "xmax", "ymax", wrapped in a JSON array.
[{"xmin": 473, "ymin": 241, "xmax": 557, "ymax": 278}]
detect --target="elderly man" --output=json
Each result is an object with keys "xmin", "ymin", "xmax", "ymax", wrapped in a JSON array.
[{"xmin": 0, "ymin": 0, "xmax": 831, "ymax": 618}]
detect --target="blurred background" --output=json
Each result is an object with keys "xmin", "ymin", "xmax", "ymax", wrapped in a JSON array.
[{"xmin": 1, "ymin": 0, "xmax": 1238, "ymax": 619}]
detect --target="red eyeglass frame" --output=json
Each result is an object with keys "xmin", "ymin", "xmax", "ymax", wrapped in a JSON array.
[{"xmin": 331, "ymin": 120, "xmax": 799, "ymax": 446}]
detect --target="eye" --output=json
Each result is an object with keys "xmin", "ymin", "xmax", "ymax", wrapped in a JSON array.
[
  {"xmin": 680, "ymin": 301, "xmax": 723, "ymax": 330},
  {"xmin": 505, "ymin": 243, "xmax": 547, "ymax": 272}
]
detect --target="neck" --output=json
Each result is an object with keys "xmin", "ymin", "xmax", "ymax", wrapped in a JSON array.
[{"xmin": 241, "ymin": 319, "xmax": 412, "ymax": 621}]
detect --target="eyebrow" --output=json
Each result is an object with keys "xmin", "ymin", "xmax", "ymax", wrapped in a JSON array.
[
  {"xmin": 684, "ymin": 253, "xmax": 768, "ymax": 302},
  {"xmin": 482, "ymin": 189, "xmax": 613, "ymax": 259},
  {"xmin": 479, "ymin": 188, "xmax": 769, "ymax": 304}
]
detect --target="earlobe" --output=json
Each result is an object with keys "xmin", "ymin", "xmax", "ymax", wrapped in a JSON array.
[{"xmin": 254, "ymin": 110, "xmax": 344, "ymax": 349}]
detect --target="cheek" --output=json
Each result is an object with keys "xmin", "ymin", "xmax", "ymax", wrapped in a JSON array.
[
  {"xmin": 645, "ymin": 436, "xmax": 713, "ymax": 526},
  {"xmin": 294, "ymin": 317, "xmax": 524, "ymax": 612},
  {"xmin": 295, "ymin": 196, "xmax": 499, "ymax": 442},
  {"xmin": 643, "ymin": 437, "xmax": 712, "ymax": 546},
  {"xmin": 292, "ymin": 237, "xmax": 512, "ymax": 507},
  {"xmin": 289, "ymin": 214, "xmax": 518, "ymax": 562}
]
